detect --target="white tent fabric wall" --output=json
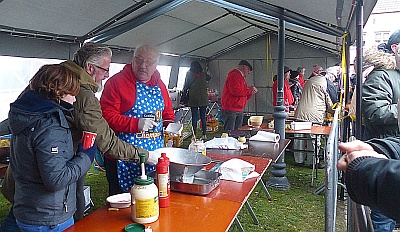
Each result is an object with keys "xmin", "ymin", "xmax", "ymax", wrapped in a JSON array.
[{"xmin": 208, "ymin": 34, "xmax": 338, "ymax": 115}]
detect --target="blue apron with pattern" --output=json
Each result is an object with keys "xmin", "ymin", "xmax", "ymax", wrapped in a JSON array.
[{"xmin": 117, "ymin": 81, "xmax": 165, "ymax": 192}]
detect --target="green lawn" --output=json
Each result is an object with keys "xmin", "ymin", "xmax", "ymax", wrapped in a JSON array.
[{"xmin": 0, "ymin": 126, "xmax": 346, "ymax": 231}]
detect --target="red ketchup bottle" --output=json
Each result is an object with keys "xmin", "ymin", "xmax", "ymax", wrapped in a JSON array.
[{"xmin": 156, "ymin": 153, "xmax": 170, "ymax": 208}]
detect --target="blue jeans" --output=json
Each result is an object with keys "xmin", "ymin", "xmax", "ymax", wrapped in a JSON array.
[
  {"xmin": 191, "ymin": 106, "xmax": 207, "ymax": 135},
  {"xmin": 222, "ymin": 110, "xmax": 243, "ymax": 132},
  {"xmin": 0, "ymin": 207, "xmax": 19, "ymax": 232},
  {"xmin": 371, "ymin": 209, "xmax": 396, "ymax": 232},
  {"xmin": 16, "ymin": 217, "xmax": 74, "ymax": 232}
]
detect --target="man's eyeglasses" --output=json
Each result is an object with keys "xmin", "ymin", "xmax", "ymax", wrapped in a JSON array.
[
  {"xmin": 93, "ymin": 64, "xmax": 109, "ymax": 73},
  {"xmin": 134, "ymin": 56, "xmax": 157, "ymax": 67}
]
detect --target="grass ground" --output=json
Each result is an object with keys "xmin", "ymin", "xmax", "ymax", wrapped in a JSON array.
[{"xmin": 0, "ymin": 124, "xmax": 347, "ymax": 231}]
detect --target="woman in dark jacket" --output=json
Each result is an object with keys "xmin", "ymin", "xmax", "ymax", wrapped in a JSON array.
[
  {"xmin": 289, "ymin": 71, "xmax": 303, "ymax": 107},
  {"xmin": 9, "ymin": 65, "xmax": 96, "ymax": 231},
  {"xmin": 183, "ymin": 61, "xmax": 211, "ymax": 140}
]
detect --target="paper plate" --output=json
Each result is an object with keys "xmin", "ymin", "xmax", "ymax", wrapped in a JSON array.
[{"xmin": 106, "ymin": 193, "xmax": 131, "ymax": 208}]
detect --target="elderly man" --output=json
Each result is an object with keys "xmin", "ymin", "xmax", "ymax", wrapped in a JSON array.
[
  {"xmin": 100, "ymin": 44, "xmax": 175, "ymax": 195},
  {"xmin": 293, "ymin": 69, "xmax": 334, "ymax": 167},
  {"xmin": 221, "ymin": 60, "xmax": 258, "ymax": 132},
  {"xmin": 0, "ymin": 43, "xmax": 149, "ymax": 231}
]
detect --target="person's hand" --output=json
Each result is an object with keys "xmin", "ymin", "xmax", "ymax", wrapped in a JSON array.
[
  {"xmin": 337, "ymin": 140, "xmax": 374, "ymax": 154},
  {"xmin": 77, "ymin": 143, "xmax": 97, "ymax": 163},
  {"xmin": 147, "ymin": 150, "xmax": 160, "ymax": 165},
  {"xmin": 138, "ymin": 118, "xmax": 158, "ymax": 132},
  {"xmin": 251, "ymin": 86, "xmax": 258, "ymax": 94},
  {"xmin": 337, "ymin": 149, "xmax": 388, "ymax": 171}
]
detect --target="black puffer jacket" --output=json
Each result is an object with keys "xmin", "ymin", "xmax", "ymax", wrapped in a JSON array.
[
  {"xmin": 9, "ymin": 89, "xmax": 92, "ymax": 226},
  {"xmin": 362, "ymin": 48, "xmax": 400, "ymax": 140}
]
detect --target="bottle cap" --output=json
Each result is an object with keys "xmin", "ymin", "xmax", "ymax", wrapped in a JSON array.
[
  {"xmin": 125, "ymin": 223, "xmax": 145, "ymax": 232},
  {"xmin": 134, "ymin": 176, "xmax": 154, "ymax": 185}
]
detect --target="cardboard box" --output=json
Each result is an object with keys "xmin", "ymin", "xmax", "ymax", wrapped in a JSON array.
[
  {"xmin": 206, "ymin": 121, "xmax": 219, "ymax": 133},
  {"xmin": 84, "ymin": 186, "xmax": 93, "ymax": 212}
]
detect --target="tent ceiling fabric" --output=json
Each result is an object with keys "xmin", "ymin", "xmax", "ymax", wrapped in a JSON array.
[{"xmin": 0, "ymin": 0, "xmax": 376, "ymax": 59}]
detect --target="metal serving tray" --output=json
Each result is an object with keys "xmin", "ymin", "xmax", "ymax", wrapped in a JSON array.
[{"xmin": 170, "ymin": 170, "xmax": 221, "ymax": 195}]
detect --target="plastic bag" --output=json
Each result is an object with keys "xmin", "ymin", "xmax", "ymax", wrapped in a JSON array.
[{"xmin": 217, "ymin": 158, "xmax": 259, "ymax": 182}]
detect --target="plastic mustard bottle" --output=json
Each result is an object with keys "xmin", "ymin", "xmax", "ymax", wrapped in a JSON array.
[
  {"xmin": 156, "ymin": 153, "xmax": 170, "ymax": 208},
  {"xmin": 131, "ymin": 153, "xmax": 159, "ymax": 223}
]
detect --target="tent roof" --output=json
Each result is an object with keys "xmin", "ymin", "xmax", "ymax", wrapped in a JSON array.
[{"xmin": 0, "ymin": 0, "xmax": 377, "ymax": 59}]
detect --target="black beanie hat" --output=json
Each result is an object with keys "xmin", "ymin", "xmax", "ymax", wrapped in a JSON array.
[
  {"xmin": 284, "ymin": 66, "xmax": 291, "ymax": 74},
  {"xmin": 239, "ymin": 60, "xmax": 252, "ymax": 71}
]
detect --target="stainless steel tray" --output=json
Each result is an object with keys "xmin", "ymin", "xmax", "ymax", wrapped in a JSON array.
[{"xmin": 170, "ymin": 170, "xmax": 221, "ymax": 195}]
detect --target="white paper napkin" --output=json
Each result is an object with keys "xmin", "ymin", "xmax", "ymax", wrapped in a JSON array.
[
  {"xmin": 249, "ymin": 131, "xmax": 280, "ymax": 142},
  {"xmin": 204, "ymin": 137, "xmax": 243, "ymax": 150}
]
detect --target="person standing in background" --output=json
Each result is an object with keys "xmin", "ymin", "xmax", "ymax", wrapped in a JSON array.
[
  {"xmin": 296, "ymin": 67, "xmax": 306, "ymax": 88},
  {"xmin": 309, "ymin": 64, "xmax": 323, "ymax": 78},
  {"xmin": 294, "ymin": 70, "xmax": 333, "ymax": 167},
  {"xmin": 324, "ymin": 67, "xmax": 339, "ymax": 104},
  {"xmin": 183, "ymin": 61, "xmax": 211, "ymax": 141},
  {"xmin": 289, "ymin": 70, "xmax": 303, "ymax": 108},
  {"xmin": 272, "ymin": 66, "xmax": 294, "ymax": 107},
  {"xmin": 9, "ymin": 64, "xmax": 96, "ymax": 231},
  {"xmin": 100, "ymin": 44, "xmax": 175, "ymax": 195},
  {"xmin": 361, "ymin": 29, "xmax": 400, "ymax": 232},
  {"xmin": 221, "ymin": 60, "xmax": 257, "ymax": 132}
]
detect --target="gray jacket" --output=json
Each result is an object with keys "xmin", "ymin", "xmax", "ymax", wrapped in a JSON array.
[{"xmin": 9, "ymin": 89, "xmax": 92, "ymax": 226}]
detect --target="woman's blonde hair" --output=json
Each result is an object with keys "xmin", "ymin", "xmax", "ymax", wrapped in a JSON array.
[{"xmin": 30, "ymin": 64, "xmax": 80, "ymax": 102}]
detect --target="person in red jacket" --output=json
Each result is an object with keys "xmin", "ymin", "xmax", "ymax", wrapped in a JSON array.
[
  {"xmin": 296, "ymin": 66, "xmax": 307, "ymax": 88},
  {"xmin": 100, "ymin": 44, "xmax": 175, "ymax": 195},
  {"xmin": 272, "ymin": 66, "xmax": 294, "ymax": 107},
  {"xmin": 221, "ymin": 60, "xmax": 258, "ymax": 132}
]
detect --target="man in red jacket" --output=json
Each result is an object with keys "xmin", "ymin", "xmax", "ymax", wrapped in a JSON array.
[
  {"xmin": 100, "ymin": 44, "xmax": 175, "ymax": 195},
  {"xmin": 221, "ymin": 60, "xmax": 258, "ymax": 132}
]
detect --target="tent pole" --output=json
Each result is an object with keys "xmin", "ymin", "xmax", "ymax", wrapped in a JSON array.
[{"xmin": 266, "ymin": 14, "xmax": 290, "ymax": 190}]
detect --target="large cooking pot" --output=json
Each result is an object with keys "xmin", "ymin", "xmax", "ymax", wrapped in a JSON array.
[{"xmin": 151, "ymin": 147, "xmax": 212, "ymax": 177}]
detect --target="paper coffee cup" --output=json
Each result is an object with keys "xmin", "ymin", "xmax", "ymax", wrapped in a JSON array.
[{"xmin": 82, "ymin": 131, "xmax": 97, "ymax": 149}]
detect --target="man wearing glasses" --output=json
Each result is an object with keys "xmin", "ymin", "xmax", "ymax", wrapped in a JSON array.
[{"xmin": 100, "ymin": 44, "xmax": 175, "ymax": 195}]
